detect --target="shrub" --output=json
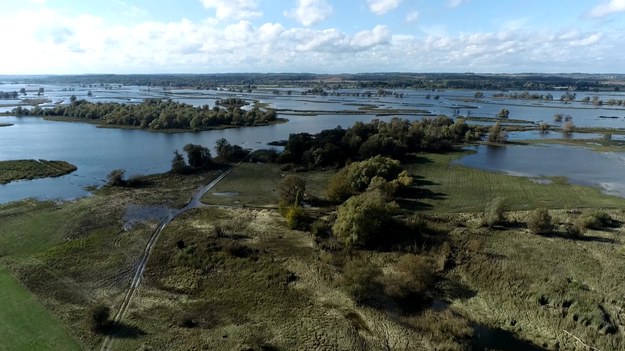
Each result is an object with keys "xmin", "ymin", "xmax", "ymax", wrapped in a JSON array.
[
  {"xmin": 385, "ymin": 254, "xmax": 436, "ymax": 300},
  {"xmin": 340, "ymin": 259, "xmax": 383, "ymax": 304},
  {"xmin": 106, "ymin": 169, "xmax": 126, "ymax": 186},
  {"xmin": 487, "ymin": 122, "xmax": 507, "ymax": 143},
  {"xmin": 171, "ymin": 150, "xmax": 188, "ymax": 174},
  {"xmin": 575, "ymin": 211, "xmax": 613, "ymax": 230},
  {"xmin": 562, "ymin": 121, "xmax": 575, "ymax": 137},
  {"xmin": 484, "ymin": 196, "xmax": 506, "ymax": 228},
  {"xmin": 527, "ymin": 208, "xmax": 554, "ymax": 234},
  {"xmin": 87, "ymin": 303, "xmax": 111, "ymax": 333},
  {"xmin": 278, "ymin": 175, "xmax": 306, "ymax": 205},
  {"xmin": 332, "ymin": 190, "xmax": 398, "ymax": 248},
  {"xmin": 563, "ymin": 223, "xmax": 584, "ymax": 238},
  {"xmin": 326, "ymin": 172, "xmax": 354, "ymax": 203},
  {"xmin": 285, "ymin": 205, "xmax": 309, "ymax": 230},
  {"xmin": 553, "ymin": 113, "xmax": 563, "ymax": 122},
  {"xmin": 310, "ymin": 219, "xmax": 331, "ymax": 239}
]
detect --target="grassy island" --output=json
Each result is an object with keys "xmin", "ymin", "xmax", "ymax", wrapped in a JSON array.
[{"xmin": 0, "ymin": 159, "xmax": 77, "ymax": 184}]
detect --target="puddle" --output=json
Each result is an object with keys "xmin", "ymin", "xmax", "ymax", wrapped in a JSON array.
[
  {"xmin": 123, "ymin": 204, "xmax": 175, "ymax": 230},
  {"xmin": 211, "ymin": 192, "xmax": 240, "ymax": 197}
]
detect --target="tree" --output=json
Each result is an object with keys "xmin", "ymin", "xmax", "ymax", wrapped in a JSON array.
[
  {"xmin": 562, "ymin": 121, "xmax": 575, "ymax": 137},
  {"xmin": 69, "ymin": 94, "xmax": 77, "ymax": 103},
  {"xmin": 484, "ymin": 196, "xmax": 506, "ymax": 228},
  {"xmin": 106, "ymin": 169, "xmax": 126, "ymax": 186},
  {"xmin": 183, "ymin": 143, "xmax": 212, "ymax": 169},
  {"xmin": 474, "ymin": 91, "xmax": 484, "ymax": 98},
  {"xmin": 332, "ymin": 190, "xmax": 398, "ymax": 248},
  {"xmin": 326, "ymin": 172, "xmax": 355, "ymax": 203},
  {"xmin": 87, "ymin": 304, "xmax": 111, "ymax": 333},
  {"xmin": 497, "ymin": 108, "xmax": 510, "ymax": 118},
  {"xmin": 527, "ymin": 208, "xmax": 553, "ymax": 234},
  {"xmin": 279, "ymin": 175, "xmax": 306, "ymax": 205},
  {"xmin": 553, "ymin": 113, "xmax": 563, "ymax": 122},
  {"xmin": 487, "ymin": 122, "xmax": 507, "ymax": 143},
  {"xmin": 171, "ymin": 150, "xmax": 187, "ymax": 174},
  {"xmin": 87, "ymin": 90, "xmax": 93, "ymax": 97}
]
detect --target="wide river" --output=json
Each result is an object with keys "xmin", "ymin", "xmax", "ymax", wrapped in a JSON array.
[{"xmin": 1, "ymin": 83, "xmax": 625, "ymax": 203}]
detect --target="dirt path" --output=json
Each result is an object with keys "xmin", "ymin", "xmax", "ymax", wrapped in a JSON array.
[{"xmin": 100, "ymin": 159, "xmax": 245, "ymax": 351}]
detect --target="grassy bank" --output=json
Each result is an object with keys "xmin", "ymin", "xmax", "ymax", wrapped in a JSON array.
[{"xmin": 0, "ymin": 159, "xmax": 77, "ymax": 184}]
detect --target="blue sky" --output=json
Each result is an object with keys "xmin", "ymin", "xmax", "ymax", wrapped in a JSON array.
[{"xmin": 1, "ymin": 0, "xmax": 624, "ymax": 74}]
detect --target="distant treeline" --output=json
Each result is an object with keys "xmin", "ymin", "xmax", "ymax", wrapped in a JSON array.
[
  {"xmin": 12, "ymin": 99, "xmax": 278, "ymax": 131},
  {"xmin": 278, "ymin": 116, "xmax": 481, "ymax": 170},
  {"xmin": 10, "ymin": 73, "xmax": 625, "ymax": 91}
]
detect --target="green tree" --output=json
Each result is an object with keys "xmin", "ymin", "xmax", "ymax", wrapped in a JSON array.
[
  {"xmin": 332, "ymin": 190, "xmax": 398, "ymax": 248},
  {"xmin": 69, "ymin": 94, "xmax": 77, "ymax": 103},
  {"xmin": 183, "ymin": 143, "xmax": 212, "ymax": 169},
  {"xmin": 171, "ymin": 150, "xmax": 187, "ymax": 174},
  {"xmin": 279, "ymin": 175, "xmax": 306, "ymax": 205}
]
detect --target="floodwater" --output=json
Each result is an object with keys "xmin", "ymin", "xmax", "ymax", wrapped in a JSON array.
[
  {"xmin": 456, "ymin": 144, "xmax": 625, "ymax": 197},
  {"xmin": 1, "ymin": 82, "xmax": 625, "ymax": 203}
]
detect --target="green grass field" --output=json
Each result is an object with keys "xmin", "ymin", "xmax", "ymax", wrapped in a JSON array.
[
  {"xmin": 202, "ymin": 162, "xmax": 333, "ymax": 207},
  {"xmin": 0, "ymin": 267, "xmax": 82, "ymax": 351},
  {"xmin": 405, "ymin": 151, "xmax": 625, "ymax": 213},
  {"xmin": 0, "ymin": 159, "xmax": 77, "ymax": 184}
]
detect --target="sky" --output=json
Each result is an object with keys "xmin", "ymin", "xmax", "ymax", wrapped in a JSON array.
[{"xmin": 1, "ymin": 0, "xmax": 624, "ymax": 74}]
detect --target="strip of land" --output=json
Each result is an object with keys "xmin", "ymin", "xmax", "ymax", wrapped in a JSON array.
[{"xmin": 0, "ymin": 159, "xmax": 77, "ymax": 184}]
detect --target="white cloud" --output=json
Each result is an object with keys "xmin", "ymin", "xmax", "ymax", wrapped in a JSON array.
[
  {"xmin": 588, "ymin": 0, "xmax": 625, "ymax": 17},
  {"xmin": 200, "ymin": 0, "xmax": 261, "ymax": 20},
  {"xmin": 285, "ymin": 0, "xmax": 333, "ymax": 26},
  {"xmin": 0, "ymin": 8, "xmax": 621, "ymax": 74},
  {"xmin": 405, "ymin": 11, "xmax": 419, "ymax": 23},
  {"xmin": 446, "ymin": 0, "xmax": 468, "ymax": 9},
  {"xmin": 367, "ymin": 0, "xmax": 402, "ymax": 15}
]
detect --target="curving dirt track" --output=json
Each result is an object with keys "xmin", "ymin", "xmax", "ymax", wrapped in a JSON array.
[{"xmin": 100, "ymin": 162, "xmax": 241, "ymax": 351}]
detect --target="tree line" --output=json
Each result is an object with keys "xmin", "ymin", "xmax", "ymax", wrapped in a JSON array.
[
  {"xmin": 11, "ymin": 98, "xmax": 277, "ymax": 131},
  {"xmin": 0, "ymin": 91, "xmax": 19, "ymax": 99},
  {"xmin": 278, "ymin": 116, "xmax": 481, "ymax": 170}
]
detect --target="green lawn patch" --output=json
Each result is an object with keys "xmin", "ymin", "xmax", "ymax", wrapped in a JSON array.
[
  {"xmin": 0, "ymin": 159, "xmax": 77, "ymax": 184},
  {"xmin": 0, "ymin": 266, "xmax": 82, "ymax": 351}
]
